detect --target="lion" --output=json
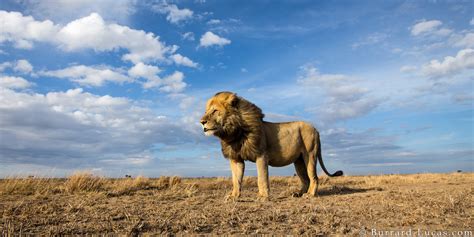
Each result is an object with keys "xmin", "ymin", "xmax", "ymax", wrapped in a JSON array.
[{"xmin": 200, "ymin": 91, "xmax": 343, "ymax": 200}]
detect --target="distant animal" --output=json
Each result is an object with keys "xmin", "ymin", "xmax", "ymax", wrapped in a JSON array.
[
  {"xmin": 200, "ymin": 92, "xmax": 343, "ymax": 200},
  {"xmin": 125, "ymin": 175, "xmax": 132, "ymax": 178}
]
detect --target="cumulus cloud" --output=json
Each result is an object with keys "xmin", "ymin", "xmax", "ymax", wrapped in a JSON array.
[
  {"xmin": 0, "ymin": 11, "xmax": 197, "ymax": 93},
  {"xmin": 199, "ymin": 31, "xmax": 231, "ymax": 48},
  {"xmin": 56, "ymin": 13, "xmax": 173, "ymax": 63},
  {"xmin": 421, "ymin": 48, "xmax": 474, "ymax": 78},
  {"xmin": 128, "ymin": 62, "xmax": 161, "ymax": 79},
  {"xmin": 0, "ymin": 88, "xmax": 199, "ymax": 170},
  {"xmin": 159, "ymin": 71, "xmax": 186, "ymax": 93},
  {"xmin": 41, "ymin": 65, "xmax": 132, "ymax": 87},
  {"xmin": 0, "ymin": 76, "xmax": 33, "ymax": 89},
  {"xmin": 0, "ymin": 11, "xmax": 179, "ymax": 64},
  {"xmin": 13, "ymin": 59, "xmax": 33, "ymax": 74},
  {"xmin": 0, "ymin": 62, "xmax": 11, "ymax": 72},
  {"xmin": 129, "ymin": 62, "xmax": 162, "ymax": 89},
  {"xmin": 0, "ymin": 10, "xmax": 59, "ymax": 49},
  {"xmin": 152, "ymin": 3, "xmax": 193, "ymax": 24},
  {"xmin": 0, "ymin": 59, "xmax": 34, "ymax": 74},
  {"xmin": 127, "ymin": 63, "xmax": 186, "ymax": 93},
  {"xmin": 297, "ymin": 65, "xmax": 380, "ymax": 121},
  {"xmin": 452, "ymin": 32, "xmax": 474, "ymax": 48},
  {"xmin": 171, "ymin": 54, "xmax": 198, "ymax": 68}
]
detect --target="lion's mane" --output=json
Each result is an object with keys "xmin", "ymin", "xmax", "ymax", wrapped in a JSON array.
[{"xmin": 218, "ymin": 93, "xmax": 265, "ymax": 161}]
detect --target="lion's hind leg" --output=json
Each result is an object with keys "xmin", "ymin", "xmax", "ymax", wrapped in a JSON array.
[
  {"xmin": 304, "ymin": 149, "xmax": 319, "ymax": 197},
  {"xmin": 293, "ymin": 155, "xmax": 310, "ymax": 197}
]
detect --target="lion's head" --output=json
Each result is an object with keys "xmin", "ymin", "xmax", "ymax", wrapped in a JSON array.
[{"xmin": 200, "ymin": 92, "xmax": 264, "ymax": 143}]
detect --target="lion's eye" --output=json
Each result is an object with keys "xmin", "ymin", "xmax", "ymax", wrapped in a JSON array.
[{"xmin": 211, "ymin": 109, "xmax": 218, "ymax": 115}]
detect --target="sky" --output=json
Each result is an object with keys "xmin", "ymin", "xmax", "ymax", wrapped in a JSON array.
[{"xmin": 0, "ymin": 0, "xmax": 472, "ymax": 178}]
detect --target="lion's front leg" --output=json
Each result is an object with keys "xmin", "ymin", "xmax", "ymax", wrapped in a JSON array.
[
  {"xmin": 228, "ymin": 158, "xmax": 244, "ymax": 199},
  {"xmin": 256, "ymin": 155, "xmax": 269, "ymax": 201}
]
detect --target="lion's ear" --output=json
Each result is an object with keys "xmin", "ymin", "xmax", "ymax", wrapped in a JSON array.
[{"xmin": 229, "ymin": 93, "xmax": 239, "ymax": 107}]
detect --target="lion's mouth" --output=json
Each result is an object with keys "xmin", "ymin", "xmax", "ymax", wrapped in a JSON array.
[{"xmin": 203, "ymin": 128, "xmax": 216, "ymax": 132}]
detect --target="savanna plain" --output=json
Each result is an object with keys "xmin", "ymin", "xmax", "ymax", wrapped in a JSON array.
[{"xmin": 1, "ymin": 172, "xmax": 472, "ymax": 235}]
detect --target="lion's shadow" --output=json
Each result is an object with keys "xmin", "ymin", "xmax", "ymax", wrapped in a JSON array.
[{"xmin": 316, "ymin": 186, "xmax": 380, "ymax": 197}]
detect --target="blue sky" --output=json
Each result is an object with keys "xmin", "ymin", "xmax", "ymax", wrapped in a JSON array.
[{"xmin": 0, "ymin": 0, "xmax": 472, "ymax": 177}]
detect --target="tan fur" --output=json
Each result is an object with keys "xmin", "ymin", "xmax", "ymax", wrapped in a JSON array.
[{"xmin": 200, "ymin": 92, "xmax": 342, "ymax": 200}]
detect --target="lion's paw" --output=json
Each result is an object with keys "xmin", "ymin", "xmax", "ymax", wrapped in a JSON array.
[
  {"xmin": 224, "ymin": 193, "xmax": 239, "ymax": 202},
  {"xmin": 291, "ymin": 192, "xmax": 304, "ymax": 198},
  {"xmin": 256, "ymin": 195, "xmax": 269, "ymax": 202},
  {"xmin": 301, "ymin": 193, "xmax": 317, "ymax": 199}
]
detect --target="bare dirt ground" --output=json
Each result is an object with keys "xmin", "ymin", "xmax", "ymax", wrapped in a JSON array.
[{"xmin": 1, "ymin": 172, "xmax": 473, "ymax": 235}]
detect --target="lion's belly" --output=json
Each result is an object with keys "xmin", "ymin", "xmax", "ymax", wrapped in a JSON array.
[
  {"xmin": 267, "ymin": 152, "xmax": 300, "ymax": 167},
  {"xmin": 264, "ymin": 122, "xmax": 306, "ymax": 167}
]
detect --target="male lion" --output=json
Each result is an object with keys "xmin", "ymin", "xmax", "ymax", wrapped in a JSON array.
[{"xmin": 200, "ymin": 92, "xmax": 343, "ymax": 200}]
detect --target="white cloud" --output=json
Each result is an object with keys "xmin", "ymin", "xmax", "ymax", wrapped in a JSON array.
[
  {"xmin": 422, "ymin": 48, "xmax": 474, "ymax": 78},
  {"xmin": 411, "ymin": 20, "xmax": 442, "ymax": 36},
  {"xmin": 0, "ymin": 59, "xmax": 34, "ymax": 74},
  {"xmin": 0, "ymin": 62, "xmax": 11, "ymax": 72},
  {"xmin": 0, "ymin": 87, "xmax": 199, "ymax": 170},
  {"xmin": 57, "ymin": 13, "xmax": 173, "ymax": 63},
  {"xmin": 207, "ymin": 19, "xmax": 221, "ymax": 25},
  {"xmin": 0, "ymin": 10, "xmax": 59, "ymax": 49},
  {"xmin": 0, "ymin": 11, "xmax": 179, "ymax": 64},
  {"xmin": 16, "ymin": 0, "xmax": 136, "ymax": 23},
  {"xmin": 128, "ymin": 62, "xmax": 161, "ymax": 79},
  {"xmin": 171, "ymin": 54, "xmax": 198, "ymax": 68},
  {"xmin": 182, "ymin": 32, "xmax": 195, "ymax": 41},
  {"xmin": 41, "ymin": 65, "xmax": 132, "ymax": 87},
  {"xmin": 199, "ymin": 31, "xmax": 231, "ymax": 47},
  {"xmin": 453, "ymin": 32, "xmax": 474, "ymax": 48},
  {"xmin": 128, "ymin": 63, "xmax": 186, "ymax": 92},
  {"xmin": 470, "ymin": 18, "xmax": 474, "ymax": 25},
  {"xmin": 152, "ymin": 3, "xmax": 193, "ymax": 24},
  {"xmin": 128, "ymin": 62, "xmax": 162, "ymax": 89},
  {"xmin": 297, "ymin": 65, "xmax": 380, "ymax": 121},
  {"xmin": 411, "ymin": 19, "xmax": 452, "ymax": 37},
  {"xmin": 400, "ymin": 65, "xmax": 417, "ymax": 73},
  {"xmin": 13, "ymin": 59, "xmax": 33, "ymax": 74},
  {"xmin": 0, "ymin": 76, "xmax": 33, "ymax": 89},
  {"xmin": 14, "ymin": 39, "xmax": 34, "ymax": 49},
  {"xmin": 159, "ymin": 71, "xmax": 186, "ymax": 93}
]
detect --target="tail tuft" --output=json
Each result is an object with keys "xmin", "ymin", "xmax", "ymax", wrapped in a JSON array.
[{"xmin": 333, "ymin": 170, "xmax": 343, "ymax": 176}]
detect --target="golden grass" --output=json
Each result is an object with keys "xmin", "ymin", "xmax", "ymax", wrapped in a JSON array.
[
  {"xmin": 0, "ymin": 177, "xmax": 60, "ymax": 195},
  {"xmin": 0, "ymin": 172, "xmax": 472, "ymax": 235},
  {"xmin": 0, "ymin": 173, "xmax": 184, "ymax": 196},
  {"xmin": 65, "ymin": 172, "xmax": 105, "ymax": 193}
]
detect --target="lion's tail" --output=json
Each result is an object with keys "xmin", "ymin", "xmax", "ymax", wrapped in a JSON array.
[{"xmin": 317, "ymin": 137, "xmax": 343, "ymax": 177}]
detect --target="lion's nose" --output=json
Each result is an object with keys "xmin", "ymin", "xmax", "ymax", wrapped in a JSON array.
[{"xmin": 200, "ymin": 120, "xmax": 207, "ymax": 125}]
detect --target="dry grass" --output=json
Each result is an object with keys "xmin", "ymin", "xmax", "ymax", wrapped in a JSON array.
[
  {"xmin": 65, "ymin": 172, "xmax": 105, "ymax": 193},
  {"xmin": 0, "ymin": 172, "xmax": 473, "ymax": 235}
]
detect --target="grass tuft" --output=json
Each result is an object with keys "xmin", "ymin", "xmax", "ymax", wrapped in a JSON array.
[{"xmin": 64, "ymin": 172, "xmax": 105, "ymax": 193}]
